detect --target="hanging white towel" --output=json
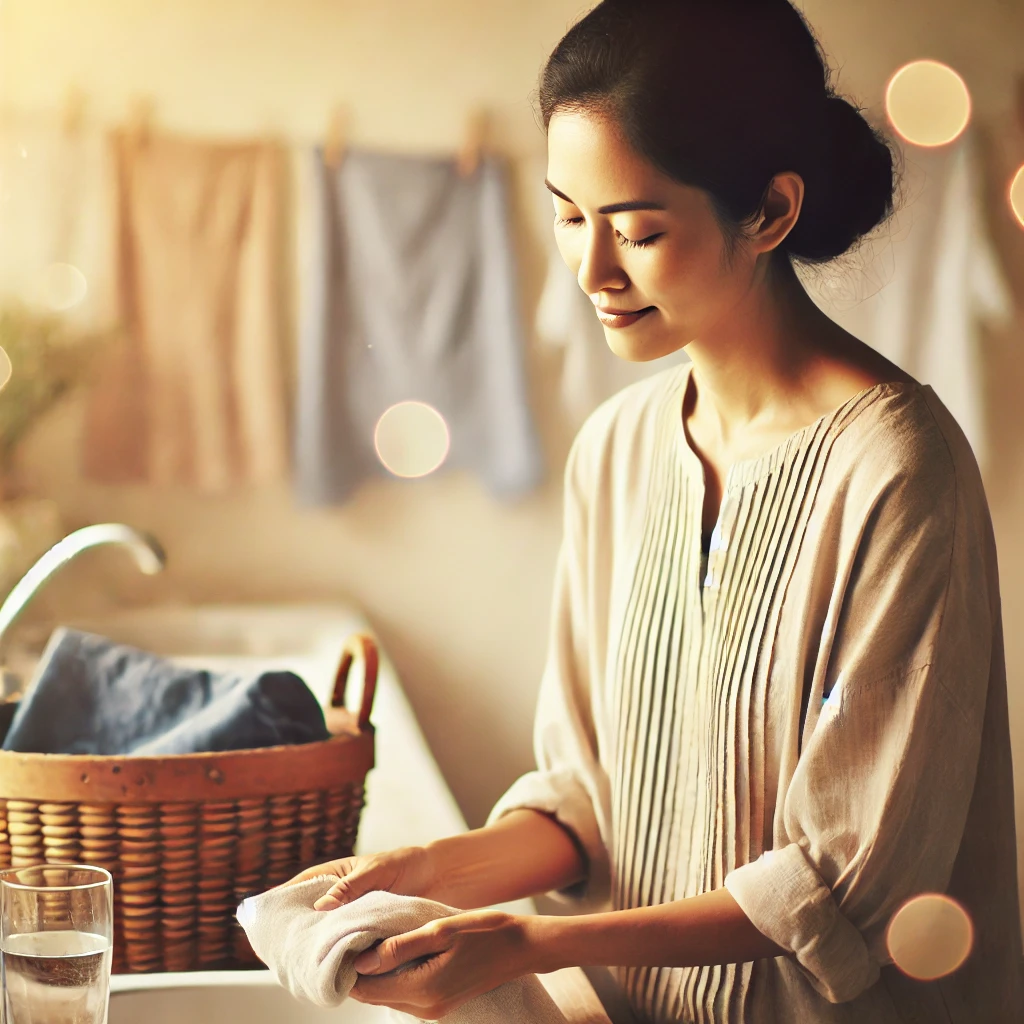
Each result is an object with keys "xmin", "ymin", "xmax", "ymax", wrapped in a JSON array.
[
  {"xmin": 803, "ymin": 130, "xmax": 1013, "ymax": 473},
  {"xmin": 530, "ymin": 158, "xmax": 688, "ymax": 429}
]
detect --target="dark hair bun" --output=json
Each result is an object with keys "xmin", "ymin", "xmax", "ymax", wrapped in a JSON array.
[{"xmin": 784, "ymin": 96, "xmax": 896, "ymax": 262}]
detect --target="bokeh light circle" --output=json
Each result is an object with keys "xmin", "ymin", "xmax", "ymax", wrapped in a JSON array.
[
  {"xmin": 373, "ymin": 401, "xmax": 450, "ymax": 479},
  {"xmin": 0, "ymin": 347, "xmax": 11, "ymax": 393},
  {"xmin": 885, "ymin": 60, "xmax": 971, "ymax": 147},
  {"xmin": 886, "ymin": 894, "xmax": 974, "ymax": 981},
  {"xmin": 1010, "ymin": 165, "xmax": 1024, "ymax": 229},
  {"xmin": 39, "ymin": 263, "xmax": 88, "ymax": 310}
]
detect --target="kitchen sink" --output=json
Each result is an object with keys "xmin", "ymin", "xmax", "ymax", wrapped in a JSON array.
[
  {"xmin": 107, "ymin": 965, "xmax": 615, "ymax": 1023},
  {"xmin": 109, "ymin": 971, "xmax": 394, "ymax": 1023}
]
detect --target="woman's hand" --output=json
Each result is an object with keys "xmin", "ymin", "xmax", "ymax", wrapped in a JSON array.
[
  {"xmin": 283, "ymin": 846, "xmax": 437, "ymax": 911},
  {"xmin": 349, "ymin": 910, "xmax": 542, "ymax": 1019},
  {"xmin": 287, "ymin": 811, "xmax": 584, "ymax": 914}
]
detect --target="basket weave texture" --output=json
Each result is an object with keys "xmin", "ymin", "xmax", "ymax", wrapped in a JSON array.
[{"xmin": 0, "ymin": 633, "xmax": 378, "ymax": 973}]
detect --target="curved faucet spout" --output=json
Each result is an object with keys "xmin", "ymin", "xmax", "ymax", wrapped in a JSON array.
[{"xmin": 0, "ymin": 524, "xmax": 166, "ymax": 653}]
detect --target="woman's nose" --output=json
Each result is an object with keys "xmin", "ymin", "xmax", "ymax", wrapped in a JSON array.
[{"xmin": 576, "ymin": 231, "xmax": 629, "ymax": 297}]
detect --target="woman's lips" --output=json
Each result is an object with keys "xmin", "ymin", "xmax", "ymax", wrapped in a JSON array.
[{"xmin": 595, "ymin": 306, "xmax": 655, "ymax": 328}]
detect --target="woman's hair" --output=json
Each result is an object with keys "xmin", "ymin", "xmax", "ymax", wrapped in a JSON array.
[{"xmin": 540, "ymin": 0, "xmax": 898, "ymax": 265}]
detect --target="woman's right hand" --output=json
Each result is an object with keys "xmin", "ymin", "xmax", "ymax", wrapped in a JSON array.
[{"xmin": 285, "ymin": 845, "xmax": 438, "ymax": 911}]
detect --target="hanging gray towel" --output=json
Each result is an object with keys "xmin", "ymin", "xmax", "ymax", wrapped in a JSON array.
[
  {"xmin": 1, "ymin": 628, "xmax": 329, "ymax": 755},
  {"xmin": 295, "ymin": 148, "xmax": 543, "ymax": 504}
]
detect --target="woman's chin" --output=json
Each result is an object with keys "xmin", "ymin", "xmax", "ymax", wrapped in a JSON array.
[{"xmin": 604, "ymin": 324, "xmax": 689, "ymax": 363}]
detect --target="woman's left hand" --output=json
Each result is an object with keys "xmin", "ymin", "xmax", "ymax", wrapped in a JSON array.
[{"xmin": 349, "ymin": 910, "xmax": 541, "ymax": 1019}]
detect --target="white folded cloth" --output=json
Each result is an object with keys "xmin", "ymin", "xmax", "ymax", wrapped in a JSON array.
[{"xmin": 237, "ymin": 877, "xmax": 570, "ymax": 1023}]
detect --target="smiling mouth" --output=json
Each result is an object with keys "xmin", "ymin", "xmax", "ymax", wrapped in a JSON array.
[{"xmin": 595, "ymin": 306, "xmax": 656, "ymax": 328}]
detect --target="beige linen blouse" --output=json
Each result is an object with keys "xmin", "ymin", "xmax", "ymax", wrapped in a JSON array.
[{"xmin": 488, "ymin": 362, "xmax": 1024, "ymax": 1023}]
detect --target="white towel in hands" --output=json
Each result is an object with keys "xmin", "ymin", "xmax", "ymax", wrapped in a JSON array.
[{"xmin": 236, "ymin": 877, "xmax": 570, "ymax": 1022}]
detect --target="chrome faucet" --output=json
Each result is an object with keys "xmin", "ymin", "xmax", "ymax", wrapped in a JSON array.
[{"xmin": 0, "ymin": 523, "xmax": 166, "ymax": 657}]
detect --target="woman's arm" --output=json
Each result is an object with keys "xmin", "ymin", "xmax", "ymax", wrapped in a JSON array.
[
  {"xmin": 349, "ymin": 885, "xmax": 786, "ymax": 1016},
  {"xmin": 421, "ymin": 811, "xmax": 784, "ymax": 970},
  {"xmin": 423, "ymin": 809, "xmax": 586, "ymax": 909},
  {"xmin": 523, "ymin": 888, "xmax": 785, "ymax": 972}
]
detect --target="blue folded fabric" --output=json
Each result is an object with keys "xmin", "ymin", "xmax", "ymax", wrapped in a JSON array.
[{"xmin": 2, "ymin": 628, "xmax": 330, "ymax": 755}]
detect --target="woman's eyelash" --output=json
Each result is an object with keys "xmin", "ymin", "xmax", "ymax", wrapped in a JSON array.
[
  {"xmin": 554, "ymin": 216, "xmax": 662, "ymax": 248},
  {"xmin": 618, "ymin": 232, "xmax": 663, "ymax": 249}
]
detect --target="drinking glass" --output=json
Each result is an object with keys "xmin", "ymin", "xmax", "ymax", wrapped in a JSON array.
[{"xmin": 0, "ymin": 865, "xmax": 113, "ymax": 1024}]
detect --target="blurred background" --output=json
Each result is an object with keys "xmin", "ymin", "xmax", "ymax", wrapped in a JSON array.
[{"xmin": 0, "ymin": 0, "xmax": 1022, "ymax": 923}]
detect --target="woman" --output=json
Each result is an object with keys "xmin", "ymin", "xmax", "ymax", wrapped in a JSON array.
[{"xmin": 293, "ymin": 1, "xmax": 1024, "ymax": 1020}]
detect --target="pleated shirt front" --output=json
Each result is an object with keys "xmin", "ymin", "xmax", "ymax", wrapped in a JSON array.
[{"xmin": 489, "ymin": 363, "xmax": 1023, "ymax": 1023}]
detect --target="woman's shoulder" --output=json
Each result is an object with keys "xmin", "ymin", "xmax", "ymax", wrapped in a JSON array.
[
  {"xmin": 565, "ymin": 364, "xmax": 692, "ymax": 499},
  {"xmin": 574, "ymin": 362, "xmax": 686, "ymax": 454},
  {"xmin": 827, "ymin": 379, "xmax": 986, "ymax": 525}
]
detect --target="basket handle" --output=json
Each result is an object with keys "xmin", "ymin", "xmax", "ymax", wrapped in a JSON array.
[{"xmin": 331, "ymin": 633, "xmax": 379, "ymax": 730}]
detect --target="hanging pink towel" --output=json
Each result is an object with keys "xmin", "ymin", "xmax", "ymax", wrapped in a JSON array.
[{"xmin": 82, "ymin": 131, "xmax": 289, "ymax": 490}]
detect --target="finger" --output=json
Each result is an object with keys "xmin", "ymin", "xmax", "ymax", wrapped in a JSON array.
[
  {"xmin": 350, "ymin": 956, "xmax": 447, "ymax": 1014},
  {"xmin": 313, "ymin": 886, "xmax": 346, "ymax": 911},
  {"xmin": 350, "ymin": 979, "xmax": 430, "ymax": 1017},
  {"xmin": 350, "ymin": 964, "xmax": 425, "ymax": 1002},
  {"xmin": 313, "ymin": 871, "xmax": 375, "ymax": 911},
  {"xmin": 274, "ymin": 867, "xmax": 316, "ymax": 890},
  {"xmin": 354, "ymin": 922, "xmax": 452, "ymax": 975},
  {"xmin": 273, "ymin": 874, "xmax": 311, "ymax": 892},
  {"xmin": 279, "ymin": 858, "xmax": 354, "ymax": 892}
]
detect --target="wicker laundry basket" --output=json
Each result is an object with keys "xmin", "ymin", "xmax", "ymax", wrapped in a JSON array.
[{"xmin": 0, "ymin": 632, "xmax": 378, "ymax": 974}]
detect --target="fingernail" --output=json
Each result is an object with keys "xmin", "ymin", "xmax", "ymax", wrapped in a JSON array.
[
  {"xmin": 354, "ymin": 949, "xmax": 380, "ymax": 974},
  {"xmin": 314, "ymin": 895, "xmax": 341, "ymax": 911}
]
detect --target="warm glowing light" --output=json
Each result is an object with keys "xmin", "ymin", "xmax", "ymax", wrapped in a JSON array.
[
  {"xmin": 373, "ymin": 401, "xmax": 450, "ymax": 479},
  {"xmin": 886, "ymin": 894, "xmax": 974, "ymax": 981},
  {"xmin": 1010, "ymin": 165, "xmax": 1024, "ymax": 229},
  {"xmin": 0, "ymin": 347, "xmax": 11, "ymax": 393},
  {"xmin": 885, "ymin": 60, "xmax": 971, "ymax": 147},
  {"xmin": 39, "ymin": 263, "xmax": 88, "ymax": 310}
]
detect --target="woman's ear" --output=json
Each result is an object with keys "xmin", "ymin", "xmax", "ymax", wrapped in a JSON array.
[{"xmin": 751, "ymin": 171, "xmax": 805, "ymax": 254}]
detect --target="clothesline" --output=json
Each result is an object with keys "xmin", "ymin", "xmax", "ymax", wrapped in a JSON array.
[{"xmin": 0, "ymin": 98, "xmax": 506, "ymax": 171}]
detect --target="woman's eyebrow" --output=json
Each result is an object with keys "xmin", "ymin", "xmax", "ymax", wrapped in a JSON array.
[{"xmin": 544, "ymin": 180, "xmax": 665, "ymax": 214}]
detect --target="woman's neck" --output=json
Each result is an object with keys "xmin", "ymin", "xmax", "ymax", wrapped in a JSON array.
[{"xmin": 682, "ymin": 258, "xmax": 855, "ymax": 448}]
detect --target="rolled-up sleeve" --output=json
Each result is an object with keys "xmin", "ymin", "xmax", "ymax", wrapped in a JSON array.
[
  {"xmin": 486, "ymin": 433, "xmax": 610, "ymax": 905},
  {"xmin": 726, "ymin": 446, "xmax": 994, "ymax": 1003}
]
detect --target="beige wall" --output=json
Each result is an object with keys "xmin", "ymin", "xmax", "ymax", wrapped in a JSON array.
[{"xmin": 1, "ymin": 0, "xmax": 1023, "ymax": 920}]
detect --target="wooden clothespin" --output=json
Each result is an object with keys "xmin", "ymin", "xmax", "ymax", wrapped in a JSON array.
[
  {"xmin": 62, "ymin": 86, "xmax": 86, "ymax": 137},
  {"xmin": 126, "ymin": 95, "xmax": 155, "ymax": 146},
  {"xmin": 457, "ymin": 107, "xmax": 488, "ymax": 177},
  {"xmin": 323, "ymin": 105, "xmax": 349, "ymax": 170},
  {"xmin": 1015, "ymin": 73, "xmax": 1024, "ymax": 134}
]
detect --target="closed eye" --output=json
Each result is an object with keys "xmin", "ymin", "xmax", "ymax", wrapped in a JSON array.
[
  {"xmin": 617, "ymin": 231, "xmax": 664, "ymax": 249},
  {"xmin": 554, "ymin": 216, "xmax": 663, "ymax": 249}
]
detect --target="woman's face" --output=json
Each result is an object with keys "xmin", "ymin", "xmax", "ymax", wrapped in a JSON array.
[{"xmin": 546, "ymin": 109, "xmax": 760, "ymax": 362}]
